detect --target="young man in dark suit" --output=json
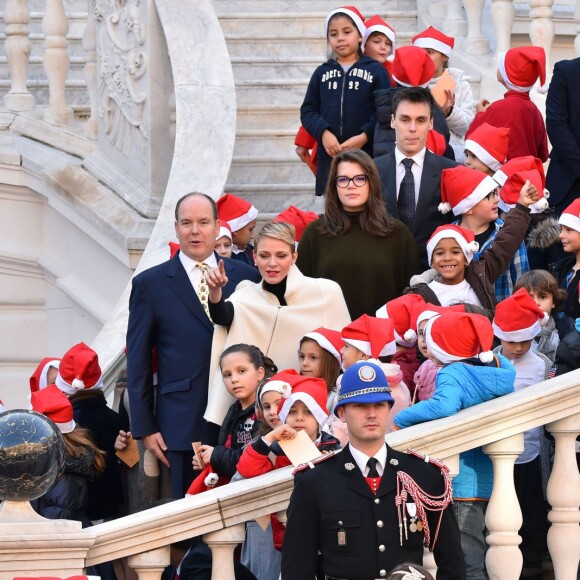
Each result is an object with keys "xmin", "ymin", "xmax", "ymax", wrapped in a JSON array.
[
  {"xmin": 546, "ymin": 57, "xmax": 580, "ymax": 216},
  {"xmin": 374, "ymin": 87, "xmax": 458, "ymax": 269},
  {"xmin": 126, "ymin": 192, "xmax": 260, "ymax": 498},
  {"xmin": 281, "ymin": 361, "xmax": 465, "ymax": 580}
]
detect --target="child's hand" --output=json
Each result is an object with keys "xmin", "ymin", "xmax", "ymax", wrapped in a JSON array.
[
  {"xmin": 114, "ymin": 430, "xmax": 131, "ymax": 451},
  {"xmin": 442, "ymin": 89, "xmax": 455, "ymax": 116},
  {"xmin": 476, "ymin": 98, "xmax": 490, "ymax": 113},
  {"xmin": 322, "ymin": 130, "xmax": 342, "ymax": 157},
  {"xmin": 193, "ymin": 445, "xmax": 214, "ymax": 470},
  {"xmin": 295, "ymin": 146, "xmax": 311, "ymax": 164},
  {"xmin": 264, "ymin": 424, "xmax": 297, "ymax": 444},
  {"xmin": 341, "ymin": 132, "xmax": 368, "ymax": 150},
  {"xmin": 518, "ymin": 180, "xmax": 540, "ymax": 207}
]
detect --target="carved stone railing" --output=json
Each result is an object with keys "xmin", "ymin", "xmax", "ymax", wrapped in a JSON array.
[{"xmin": 1, "ymin": 369, "xmax": 578, "ymax": 579}]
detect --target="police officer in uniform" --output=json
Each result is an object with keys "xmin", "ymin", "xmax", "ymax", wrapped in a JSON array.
[{"xmin": 281, "ymin": 361, "xmax": 465, "ymax": 580}]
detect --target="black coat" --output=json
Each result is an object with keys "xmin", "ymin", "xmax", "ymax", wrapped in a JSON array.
[
  {"xmin": 281, "ymin": 444, "xmax": 465, "ymax": 580},
  {"xmin": 555, "ymin": 328, "xmax": 580, "ymax": 376},
  {"xmin": 70, "ymin": 389, "xmax": 125, "ymax": 520},
  {"xmin": 552, "ymin": 255, "xmax": 580, "ymax": 322}
]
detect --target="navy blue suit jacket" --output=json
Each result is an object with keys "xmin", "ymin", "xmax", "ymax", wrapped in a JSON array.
[
  {"xmin": 375, "ymin": 149, "xmax": 457, "ymax": 269},
  {"xmin": 126, "ymin": 252, "xmax": 260, "ymax": 450},
  {"xmin": 546, "ymin": 58, "xmax": 580, "ymax": 214}
]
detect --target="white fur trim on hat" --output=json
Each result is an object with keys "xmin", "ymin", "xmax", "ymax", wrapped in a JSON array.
[
  {"xmin": 259, "ymin": 380, "xmax": 292, "ymax": 403},
  {"xmin": 216, "ymin": 226, "xmax": 232, "ymax": 241},
  {"xmin": 325, "ymin": 8, "xmax": 366, "ymax": 38},
  {"xmin": 55, "ymin": 371, "xmax": 104, "ymax": 396},
  {"xmin": 413, "ymin": 37, "xmax": 452, "ymax": 58},
  {"xmin": 343, "ymin": 337, "xmax": 396, "ymax": 358},
  {"xmin": 492, "ymin": 320, "xmax": 542, "ymax": 342},
  {"xmin": 449, "ymin": 175, "xmax": 499, "ymax": 217},
  {"xmin": 493, "ymin": 168, "xmax": 508, "ymax": 187},
  {"xmin": 498, "ymin": 51, "xmax": 533, "ymax": 93},
  {"xmin": 227, "ymin": 205, "xmax": 258, "ymax": 233},
  {"xmin": 363, "ymin": 24, "xmax": 396, "ymax": 48},
  {"xmin": 278, "ymin": 392, "xmax": 328, "ymax": 427},
  {"xmin": 204, "ymin": 472, "xmax": 220, "ymax": 488},
  {"xmin": 416, "ymin": 309, "xmax": 441, "ymax": 329},
  {"xmin": 464, "ymin": 139, "xmax": 503, "ymax": 172},
  {"xmin": 39, "ymin": 359, "xmax": 60, "ymax": 390},
  {"xmin": 391, "ymin": 73, "xmax": 430, "ymax": 89},
  {"xmin": 375, "ymin": 304, "xmax": 388, "ymax": 318},
  {"xmin": 57, "ymin": 418, "xmax": 76, "ymax": 435},
  {"xmin": 558, "ymin": 213, "xmax": 580, "ymax": 233},
  {"xmin": 478, "ymin": 351, "xmax": 495, "ymax": 363},
  {"xmin": 403, "ymin": 329, "xmax": 418, "ymax": 343}
]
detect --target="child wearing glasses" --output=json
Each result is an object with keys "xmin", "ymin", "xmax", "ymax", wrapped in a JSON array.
[{"xmin": 406, "ymin": 166, "xmax": 539, "ymax": 312}]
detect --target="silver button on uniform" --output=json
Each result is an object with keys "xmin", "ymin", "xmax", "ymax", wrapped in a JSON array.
[
  {"xmin": 379, "ymin": 544, "xmax": 385, "ymax": 552},
  {"xmin": 374, "ymin": 498, "xmax": 380, "ymax": 504},
  {"xmin": 380, "ymin": 570, "xmax": 386, "ymax": 577},
  {"xmin": 377, "ymin": 520, "xmax": 384, "ymax": 528}
]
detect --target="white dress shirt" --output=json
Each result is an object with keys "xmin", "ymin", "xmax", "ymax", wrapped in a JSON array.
[
  {"xmin": 395, "ymin": 146, "xmax": 427, "ymax": 204},
  {"xmin": 178, "ymin": 251, "xmax": 218, "ymax": 300},
  {"xmin": 349, "ymin": 444, "xmax": 387, "ymax": 477}
]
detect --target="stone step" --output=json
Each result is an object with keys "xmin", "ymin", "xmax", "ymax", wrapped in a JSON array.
[
  {"xmin": 236, "ymin": 105, "xmax": 300, "ymax": 131},
  {"xmin": 229, "ymin": 155, "xmax": 314, "ymax": 184},
  {"xmin": 213, "ymin": 1, "xmax": 417, "ymax": 13},
  {"xmin": 217, "ymin": 10, "xmax": 417, "ymax": 35},
  {"xmin": 234, "ymin": 79, "xmax": 310, "ymax": 108},
  {"xmin": 233, "ymin": 130, "xmax": 298, "ymax": 157},
  {"xmin": 223, "ymin": 182, "xmax": 319, "ymax": 213},
  {"xmin": 224, "ymin": 32, "xmax": 414, "ymax": 58}
]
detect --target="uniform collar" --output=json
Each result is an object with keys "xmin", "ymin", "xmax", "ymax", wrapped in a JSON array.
[{"xmin": 349, "ymin": 443, "xmax": 387, "ymax": 476}]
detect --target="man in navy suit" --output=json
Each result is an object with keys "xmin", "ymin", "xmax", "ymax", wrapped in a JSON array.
[
  {"xmin": 546, "ymin": 57, "xmax": 580, "ymax": 216},
  {"xmin": 126, "ymin": 193, "xmax": 260, "ymax": 498},
  {"xmin": 374, "ymin": 87, "xmax": 457, "ymax": 269}
]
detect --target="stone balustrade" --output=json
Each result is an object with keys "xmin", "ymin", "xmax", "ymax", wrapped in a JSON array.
[{"xmin": 1, "ymin": 371, "xmax": 578, "ymax": 579}]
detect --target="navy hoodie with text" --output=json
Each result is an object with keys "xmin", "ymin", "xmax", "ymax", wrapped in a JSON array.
[{"xmin": 300, "ymin": 55, "xmax": 391, "ymax": 195}]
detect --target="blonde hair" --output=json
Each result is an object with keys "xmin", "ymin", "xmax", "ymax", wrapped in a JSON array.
[{"xmin": 254, "ymin": 221, "xmax": 296, "ymax": 252}]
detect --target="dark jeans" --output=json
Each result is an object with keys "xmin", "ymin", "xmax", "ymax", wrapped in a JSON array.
[{"xmin": 452, "ymin": 500, "xmax": 488, "ymax": 580}]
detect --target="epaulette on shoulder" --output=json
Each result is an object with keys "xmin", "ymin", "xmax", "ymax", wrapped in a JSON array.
[
  {"xmin": 406, "ymin": 448, "xmax": 450, "ymax": 475},
  {"xmin": 292, "ymin": 450, "xmax": 336, "ymax": 475}
]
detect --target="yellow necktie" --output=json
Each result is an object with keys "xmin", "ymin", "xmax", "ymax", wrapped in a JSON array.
[{"xmin": 196, "ymin": 262, "xmax": 210, "ymax": 318}]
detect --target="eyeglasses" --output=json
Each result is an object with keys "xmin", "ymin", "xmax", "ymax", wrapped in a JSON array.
[
  {"xmin": 335, "ymin": 174, "xmax": 368, "ymax": 188},
  {"xmin": 485, "ymin": 189, "xmax": 500, "ymax": 202}
]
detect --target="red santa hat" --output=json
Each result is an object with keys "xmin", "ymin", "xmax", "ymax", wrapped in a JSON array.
[
  {"xmin": 426, "ymin": 224, "xmax": 480, "ymax": 266},
  {"xmin": 493, "ymin": 156, "xmax": 544, "ymax": 187},
  {"xmin": 169, "ymin": 241, "xmax": 180, "ymax": 259},
  {"xmin": 216, "ymin": 194, "xmax": 258, "ymax": 233},
  {"xmin": 341, "ymin": 315, "xmax": 396, "ymax": 358},
  {"xmin": 412, "ymin": 26, "xmax": 455, "ymax": 57},
  {"xmin": 278, "ymin": 375, "xmax": 329, "ymax": 427},
  {"xmin": 411, "ymin": 302, "xmax": 465, "ymax": 331},
  {"xmin": 391, "ymin": 46, "xmax": 435, "ymax": 88},
  {"xmin": 498, "ymin": 169, "xmax": 549, "ymax": 214},
  {"xmin": 362, "ymin": 14, "xmax": 396, "ymax": 49},
  {"xmin": 302, "ymin": 328, "xmax": 344, "ymax": 364},
  {"xmin": 559, "ymin": 198, "xmax": 580, "ymax": 233},
  {"xmin": 258, "ymin": 369, "xmax": 297, "ymax": 405},
  {"xmin": 216, "ymin": 222, "xmax": 232, "ymax": 241},
  {"xmin": 375, "ymin": 294, "xmax": 425, "ymax": 346},
  {"xmin": 439, "ymin": 165, "xmax": 499, "ymax": 216},
  {"xmin": 55, "ymin": 342, "xmax": 104, "ymax": 395},
  {"xmin": 426, "ymin": 129, "xmax": 447, "ymax": 156},
  {"xmin": 325, "ymin": 6, "xmax": 366, "ymax": 38},
  {"xmin": 498, "ymin": 46, "xmax": 547, "ymax": 93},
  {"xmin": 274, "ymin": 206, "xmax": 318, "ymax": 243},
  {"xmin": 425, "ymin": 312, "xmax": 495, "ymax": 364},
  {"xmin": 493, "ymin": 288, "xmax": 548, "ymax": 342},
  {"xmin": 29, "ymin": 357, "xmax": 61, "ymax": 393},
  {"xmin": 464, "ymin": 123, "xmax": 510, "ymax": 172},
  {"xmin": 30, "ymin": 384, "xmax": 76, "ymax": 434}
]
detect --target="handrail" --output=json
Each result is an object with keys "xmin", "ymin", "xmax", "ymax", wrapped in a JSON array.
[{"xmin": 83, "ymin": 369, "xmax": 580, "ymax": 565}]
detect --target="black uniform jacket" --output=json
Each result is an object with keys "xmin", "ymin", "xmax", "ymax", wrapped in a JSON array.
[{"xmin": 281, "ymin": 444, "xmax": 465, "ymax": 580}]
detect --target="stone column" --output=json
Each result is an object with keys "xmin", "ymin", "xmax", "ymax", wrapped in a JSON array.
[
  {"xmin": 42, "ymin": 0, "xmax": 74, "ymax": 126},
  {"xmin": 463, "ymin": 0, "xmax": 490, "ymax": 55},
  {"xmin": 3, "ymin": 0, "xmax": 34, "ymax": 111},
  {"xmin": 483, "ymin": 434, "xmax": 524, "ymax": 580},
  {"xmin": 83, "ymin": 0, "xmax": 99, "ymax": 139},
  {"xmin": 491, "ymin": 0, "xmax": 515, "ymax": 55},
  {"xmin": 204, "ymin": 524, "xmax": 246, "ymax": 580},
  {"xmin": 575, "ymin": 0, "xmax": 580, "ymax": 57},
  {"xmin": 443, "ymin": 0, "xmax": 467, "ymax": 37},
  {"xmin": 127, "ymin": 546, "xmax": 170, "ymax": 580},
  {"xmin": 529, "ymin": 0, "xmax": 555, "ymax": 70},
  {"xmin": 546, "ymin": 413, "xmax": 580, "ymax": 579}
]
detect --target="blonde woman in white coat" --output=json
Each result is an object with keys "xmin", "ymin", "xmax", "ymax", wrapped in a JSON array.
[
  {"xmin": 203, "ymin": 221, "xmax": 351, "ymax": 426},
  {"xmin": 413, "ymin": 26, "xmax": 475, "ymax": 163}
]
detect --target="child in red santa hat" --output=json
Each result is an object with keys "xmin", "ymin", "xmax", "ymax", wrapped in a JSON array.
[{"xmin": 466, "ymin": 46, "xmax": 549, "ymax": 162}]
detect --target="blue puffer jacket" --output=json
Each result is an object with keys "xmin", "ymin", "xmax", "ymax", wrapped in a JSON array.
[{"xmin": 394, "ymin": 355, "xmax": 515, "ymax": 499}]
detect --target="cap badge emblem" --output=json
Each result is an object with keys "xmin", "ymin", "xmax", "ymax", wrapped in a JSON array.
[{"xmin": 358, "ymin": 365, "xmax": 376, "ymax": 382}]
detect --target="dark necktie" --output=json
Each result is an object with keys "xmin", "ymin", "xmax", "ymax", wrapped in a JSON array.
[
  {"xmin": 398, "ymin": 157, "xmax": 416, "ymax": 228},
  {"xmin": 366, "ymin": 457, "xmax": 380, "ymax": 478}
]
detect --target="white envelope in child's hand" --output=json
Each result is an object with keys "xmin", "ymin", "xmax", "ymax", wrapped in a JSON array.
[{"xmin": 278, "ymin": 429, "xmax": 322, "ymax": 467}]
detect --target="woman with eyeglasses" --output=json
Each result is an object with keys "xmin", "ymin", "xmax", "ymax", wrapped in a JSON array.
[{"xmin": 296, "ymin": 149, "xmax": 420, "ymax": 319}]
